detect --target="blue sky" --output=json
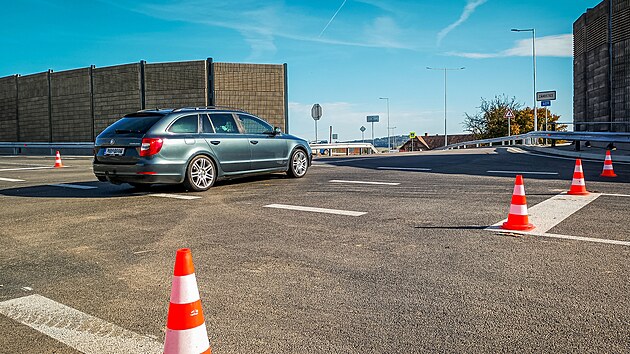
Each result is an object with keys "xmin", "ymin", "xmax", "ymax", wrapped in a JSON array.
[{"xmin": 1, "ymin": 0, "xmax": 601, "ymax": 141}]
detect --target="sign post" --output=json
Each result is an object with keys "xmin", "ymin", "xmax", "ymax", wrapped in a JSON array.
[
  {"xmin": 504, "ymin": 109, "xmax": 515, "ymax": 141},
  {"xmin": 536, "ymin": 91, "xmax": 556, "ymax": 144},
  {"xmin": 311, "ymin": 104, "xmax": 322, "ymax": 142},
  {"xmin": 360, "ymin": 126, "xmax": 366, "ymax": 143},
  {"xmin": 367, "ymin": 115, "xmax": 379, "ymax": 146},
  {"xmin": 409, "ymin": 132, "xmax": 416, "ymax": 152}
]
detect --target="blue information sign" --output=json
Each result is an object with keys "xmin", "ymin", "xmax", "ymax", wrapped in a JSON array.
[{"xmin": 541, "ymin": 100, "xmax": 551, "ymax": 106}]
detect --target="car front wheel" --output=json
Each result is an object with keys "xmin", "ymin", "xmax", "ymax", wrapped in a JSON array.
[
  {"xmin": 287, "ymin": 149, "xmax": 308, "ymax": 178},
  {"xmin": 184, "ymin": 155, "xmax": 216, "ymax": 191}
]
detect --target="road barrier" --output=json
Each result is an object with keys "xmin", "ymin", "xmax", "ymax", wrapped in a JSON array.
[
  {"xmin": 439, "ymin": 131, "xmax": 630, "ymax": 150},
  {"xmin": 309, "ymin": 142, "xmax": 379, "ymax": 156}
]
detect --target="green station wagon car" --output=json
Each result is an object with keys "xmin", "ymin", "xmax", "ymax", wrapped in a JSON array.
[{"xmin": 93, "ymin": 107, "xmax": 311, "ymax": 191}]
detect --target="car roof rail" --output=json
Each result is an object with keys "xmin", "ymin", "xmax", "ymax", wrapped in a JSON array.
[{"xmin": 172, "ymin": 106, "xmax": 248, "ymax": 113}]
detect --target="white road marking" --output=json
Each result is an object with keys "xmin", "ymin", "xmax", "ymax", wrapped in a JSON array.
[
  {"xmin": 487, "ymin": 170, "xmax": 559, "ymax": 175},
  {"xmin": 488, "ymin": 192, "xmax": 601, "ymax": 234},
  {"xmin": 49, "ymin": 184, "xmax": 97, "ymax": 190},
  {"xmin": 329, "ymin": 180, "xmax": 400, "ymax": 186},
  {"xmin": 0, "ymin": 167, "xmax": 55, "ymax": 172},
  {"xmin": 602, "ymin": 193, "xmax": 630, "ymax": 198},
  {"xmin": 264, "ymin": 203, "xmax": 366, "ymax": 216},
  {"xmin": 507, "ymin": 147, "xmax": 527, "ymax": 154},
  {"xmin": 0, "ymin": 162, "xmax": 51, "ymax": 167},
  {"xmin": 311, "ymin": 163, "xmax": 337, "ymax": 167},
  {"xmin": 485, "ymin": 193, "xmax": 630, "ymax": 246},
  {"xmin": 0, "ymin": 294, "xmax": 162, "ymax": 354},
  {"xmin": 377, "ymin": 167, "xmax": 431, "ymax": 171},
  {"xmin": 150, "ymin": 193, "xmax": 202, "ymax": 200},
  {"xmin": 0, "ymin": 177, "xmax": 25, "ymax": 182}
]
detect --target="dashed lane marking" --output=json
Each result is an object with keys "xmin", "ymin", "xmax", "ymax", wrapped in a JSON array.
[
  {"xmin": 149, "ymin": 193, "xmax": 202, "ymax": 200},
  {"xmin": 264, "ymin": 203, "xmax": 366, "ymax": 217},
  {"xmin": 0, "ymin": 177, "xmax": 25, "ymax": 182},
  {"xmin": 0, "ymin": 167, "xmax": 56, "ymax": 172},
  {"xmin": 529, "ymin": 232, "xmax": 630, "ymax": 247},
  {"xmin": 377, "ymin": 167, "xmax": 431, "ymax": 172},
  {"xmin": 329, "ymin": 180, "xmax": 400, "ymax": 186},
  {"xmin": 0, "ymin": 294, "xmax": 162, "ymax": 354},
  {"xmin": 487, "ymin": 170, "xmax": 559, "ymax": 175},
  {"xmin": 49, "ymin": 184, "xmax": 97, "ymax": 190}
]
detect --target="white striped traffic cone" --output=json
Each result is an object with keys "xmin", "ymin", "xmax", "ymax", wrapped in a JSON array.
[
  {"xmin": 600, "ymin": 150, "xmax": 617, "ymax": 177},
  {"xmin": 164, "ymin": 248, "xmax": 211, "ymax": 354},
  {"xmin": 53, "ymin": 151, "xmax": 63, "ymax": 168},
  {"xmin": 568, "ymin": 159, "xmax": 589, "ymax": 195},
  {"xmin": 502, "ymin": 175, "xmax": 535, "ymax": 231}
]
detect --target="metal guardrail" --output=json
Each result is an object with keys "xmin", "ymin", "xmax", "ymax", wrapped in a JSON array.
[
  {"xmin": 439, "ymin": 131, "xmax": 630, "ymax": 150},
  {"xmin": 0, "ymin": 142, "xmax": 94, "ymax": 155},
  {"xmin": 309, "ymin": 143, "xmax": 379, "ymax": 155}
]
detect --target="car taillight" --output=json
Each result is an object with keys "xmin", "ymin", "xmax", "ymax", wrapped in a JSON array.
[{"xmin": 140, "ymin": 138, "xmax": 163, "ymax": 156}]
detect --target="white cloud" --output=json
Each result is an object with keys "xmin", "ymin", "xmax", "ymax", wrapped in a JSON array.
[
  {"xmin": 437, "ymin": 0, "xmax": 488, "ymax": 45},
  {"xmin": 448, "ymin": 34, "xmax": 573, "ymax": 58}
]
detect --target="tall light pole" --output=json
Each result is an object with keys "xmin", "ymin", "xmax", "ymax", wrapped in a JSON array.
[
  {"xmin": 512, "ymin": 28, "xmax": 537, "ymax": 133},
  {"xmin": 379, "ymin": 97, "xmax": 390, "ymax": 151},
  {"xmin": 426, "ymin": 67, "xmax": 465, "ymax": 146}
]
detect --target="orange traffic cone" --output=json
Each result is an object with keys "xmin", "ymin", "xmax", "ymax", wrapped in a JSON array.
[
  {"xmin": 502, "ymin": 175, "xmax": 535, "ymax": 231},
  {"xmin": 600, "ymin": 150, "xmax": 617, "ymax": 177},
  {"xmin": 164, "ymin": 248, "xmax": 211, "ymax": 354},
  {"xmin": 568, "ymin": 159, "xmax": 590, "ymax": 195},
  {"xmin": 53, "ymin": 151, "xmax": 63, "ymax": 168}
]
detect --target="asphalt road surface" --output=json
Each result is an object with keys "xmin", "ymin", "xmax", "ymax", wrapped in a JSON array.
[{"xmin": 0, "ymin": 147, "xmax": 628, "ymax": 353}]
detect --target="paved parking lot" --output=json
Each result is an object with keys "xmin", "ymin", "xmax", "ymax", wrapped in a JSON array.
[{"xmin": 0, "ymin": 148, "xmax": 629, "ymax": 353}]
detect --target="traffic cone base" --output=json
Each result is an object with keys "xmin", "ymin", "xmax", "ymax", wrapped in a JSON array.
[
  {"xmin": 164, "ymin": 324, "xmax": 211, "ymax": 354},
  {"xmin": 567, "ymin": 159, "xmax": 589, "ymax": 195},
  {"xmin": 600, "ymin": 150, "xmax": 617, "ymax": 177},
  {"xmin": 501, "ymin": 175, "xmax": 535, "ymax": 231},
  {"xmin": 53, "ymin": 151, "xmax": 63, "ymax": 168}
]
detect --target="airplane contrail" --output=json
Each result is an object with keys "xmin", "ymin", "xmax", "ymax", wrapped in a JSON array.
[{"xmin": 319, "ymin": 0, "xmax": 348, "ymax": 37}]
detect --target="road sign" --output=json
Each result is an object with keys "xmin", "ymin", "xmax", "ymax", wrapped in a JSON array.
[
  {"xmin": 311, "ymin": 104, "xmax": 322, "ymax": 120},
  {"xmin": 536, "ymin": 91, "xmax": 556, "ymax": 101},
  {"xmin": 360, "ymin": 126, "xmax": 366, "ymax": 132},
  {"xmin": 504, "ymin": 109, "xmax": 515, "ymax": 119},
  {"xmin": 541, "ymin": 100, "xmax": 551, "ymax": 107},
  {"xmin": 367, "ymin": 115, "xmax": 379, "ymax": 123},
  {"xmin": 332, "ymin": 134, "xmax": 338, "ymax": 140},
  {"xmin": 409, "ymin": 131, "xmax": 416, "ymax": 139}
]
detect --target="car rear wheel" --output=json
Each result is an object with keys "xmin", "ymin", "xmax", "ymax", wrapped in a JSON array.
[
  {"xmin": 184, "ymin": 155, "xmax": 216, "ymax": 191},
  {"xmin": 287, "ymin": 149, "xmax": 308, "ymax": 178}
]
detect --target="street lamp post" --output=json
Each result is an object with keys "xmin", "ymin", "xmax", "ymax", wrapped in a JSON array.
[
  {"xmin": 379, "ymin": 97, "xmax": 390, "ymax": 151},
  {"xmin": 511, "ymin": 28, "xmax": 537, "ymax": 135},
  {"xmin": 426, "ymin": 67, "xmax": 465, "ymax": 147}
]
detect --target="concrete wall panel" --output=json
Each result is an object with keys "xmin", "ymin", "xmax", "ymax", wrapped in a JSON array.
[
  {"xmin": 0, "ymin": 76, "xmax": 18, "ymax": 141},
  {"xmin": 145, "ymin": 61, "xmax": 207, "ymax": 109},
  {"xmin": 92, "ymin": 63, "xmax": 141, "ymax": 136},
  {"xmin": 17, "ymin": 73, "xmax": 50, "ymax": 142},
  {"xmin": 51, "ymin": 68, "xmax": 92, "ymax": 141}
]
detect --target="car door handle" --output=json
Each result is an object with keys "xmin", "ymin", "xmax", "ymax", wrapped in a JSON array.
[
  {"xmin": 250, "ymin": 140, "xmax": 259, "ymax": 145},
  {"xmin": 210, "ymin": 141, "xmax": 220, "ymax": 145}
]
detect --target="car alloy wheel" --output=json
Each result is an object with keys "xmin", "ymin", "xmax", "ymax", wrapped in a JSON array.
[
  {"xmin": 185, "ymin": 155, "xmax": 216, "ymax": 191},
  {"xmin": 288, "ymin": 149, "xmax": 308, "ymax": 178}
]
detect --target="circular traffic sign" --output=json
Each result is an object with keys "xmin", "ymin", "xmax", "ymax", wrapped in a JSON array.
[{"xmin": 311, "ymin": 104, "xmax": 322, "ymax": 121}]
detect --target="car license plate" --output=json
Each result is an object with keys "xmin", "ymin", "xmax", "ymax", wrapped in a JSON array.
[{"xmin": 104, "ymin": 147, "xmax": 125, "ymax": 156}]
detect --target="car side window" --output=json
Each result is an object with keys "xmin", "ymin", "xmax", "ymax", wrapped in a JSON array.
[
  {"xmin": 238, "ymin": 114, "xmax": 272, "ymax": 134},
  {"xmin": 201, "ymin": 114, "xmax": 214, "ymax": 133},
  {"xmin": 168, "ymin": 114, "xmax": 199, "ymax": 134},
  {"xmin": 209, "ymin": 113, "xmax": 240, "ymax": 134}
]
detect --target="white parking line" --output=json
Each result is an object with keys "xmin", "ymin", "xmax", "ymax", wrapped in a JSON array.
[
  {"xmin": 602, "ymin": 193, "xmax": 630, "ymax": 198},
  {"xmin": 487, "ymin": 170, "xmax": 559, "ymax": 175},
  {"xmin": 0, "ymin": 167, "xmax": 55, "ymax": 172},
  {"xmin": 0, "ymin": 177, "xmax": 25, "ymax": 182},
  {"xmin": 377, "ymin": 167, "xmax": 431, "ymax": 172},
  {"xmin": 329, "ymin": 180, "xmax": 400, "ymax": 186},
  {"xmin": 0, "ymin": 294, "xmax": 162, "ymax": 354},
  {"xmin": 264, "ymin": 204, "xmax": 366, "ymax": 216},
  {"xmin": 150, "ymin": 193, "xmax": 202, "ymax": 200},
  {"xmin": 49, "ymin": 184, "xmax": 97, "ymax": 190}
]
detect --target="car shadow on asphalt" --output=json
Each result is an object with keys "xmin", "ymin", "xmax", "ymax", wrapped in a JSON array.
[{"xmin": 0, "ymin": 174, "xmax": 290, "ymax": 198}]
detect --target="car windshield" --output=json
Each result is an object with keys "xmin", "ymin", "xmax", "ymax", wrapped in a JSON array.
[{"xmin": 103, "ymin": 116, "xmax": 163, "ymax": 135}]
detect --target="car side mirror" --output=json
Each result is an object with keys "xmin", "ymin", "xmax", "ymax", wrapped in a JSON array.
[{"xmin": 273, "ymin": 127, "xmax": 282, "ymax": 135}]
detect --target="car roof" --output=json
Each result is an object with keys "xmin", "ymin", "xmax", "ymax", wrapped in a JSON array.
[{"xmin": 125, "ymin": 106, "xmax": 253, "ymax": 117}]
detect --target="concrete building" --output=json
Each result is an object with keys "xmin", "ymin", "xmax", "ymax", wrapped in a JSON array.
[
  {"xmin": 574, "ymin": 0, "xmax": 630, "ymax": 132},
  {"xmin": 0, "ymin": 59, "xmax": 289, "ymax": 142}
]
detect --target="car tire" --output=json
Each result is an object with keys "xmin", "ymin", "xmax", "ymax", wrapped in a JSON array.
[
  {"xmin": 183, "ymin": 155, "xmax": 216, "ymax": 192},
  {"xmin": 287, "ymin": 149, "xmax": 308, "ymax": 178}
]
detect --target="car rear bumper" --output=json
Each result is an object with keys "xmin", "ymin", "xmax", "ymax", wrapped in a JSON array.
[{"xmin": 93, "ymin": 161, "xmax": 185, "ymax": 184}]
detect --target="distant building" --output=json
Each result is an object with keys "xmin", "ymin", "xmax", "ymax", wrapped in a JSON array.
[
  {"xmin": 399, "ymin": 133, "xmax": 475, "ymax": 151},
  {"xmin": 573, "ymin": 0, "xmax": 630, "ymax": 132}
]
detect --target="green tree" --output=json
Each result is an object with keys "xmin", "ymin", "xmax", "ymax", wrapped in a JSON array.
[{"xmin": 463, "ymin": 95, "xmax": 566, "ymax": 138}]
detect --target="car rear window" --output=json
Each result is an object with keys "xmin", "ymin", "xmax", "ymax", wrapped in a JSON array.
[{"xmin": 103, "ymin": 116, "xmax": 163, "ymax": 135}]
